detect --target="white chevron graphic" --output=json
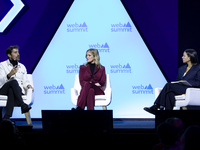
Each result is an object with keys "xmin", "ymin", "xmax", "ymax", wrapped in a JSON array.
[{"xmin": 0, "ymin": 0, "xmax": 25, "ymax": 33}]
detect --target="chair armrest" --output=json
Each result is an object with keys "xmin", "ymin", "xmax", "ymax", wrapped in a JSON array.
[
  {"xmin": 25, "ymin": 89, "xmax": 34, "ymax": 105},
  {"xmin": 185, "ymin": 88, "xmax": 200, "ymax": 106},
  {"xmin": 71, "ymin": 88, "xmax": 78, "ymax": 105},
  {"xmin": 104, "ymin": 87, "xmax": 112, "ymax": 106}
]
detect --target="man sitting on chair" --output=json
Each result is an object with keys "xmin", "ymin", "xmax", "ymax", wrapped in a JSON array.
[{"xmin": 0, "ymin": 45, "xmax": 34, "ymax": 120}]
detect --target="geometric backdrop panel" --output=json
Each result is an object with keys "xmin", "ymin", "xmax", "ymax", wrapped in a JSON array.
[{"xmin": 11, "ymin": 0, "xmax": 167, "ymax": 118}]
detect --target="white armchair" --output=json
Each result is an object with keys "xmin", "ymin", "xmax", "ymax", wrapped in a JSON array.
[
  {"xmin": 0, "ymin": 74, "xmax": 34, "ymax": 124},
  {"xmin": 71, "ymin": 74, "xmax": 111, "ymax": 110},
  {"xmin": 155, "ymin": 87, "xmax": 200, "ymax": 109}
]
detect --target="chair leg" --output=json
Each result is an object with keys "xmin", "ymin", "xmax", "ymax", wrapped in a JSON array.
[
  {"xmin": 102, "ymin": 106, "xmax": 107, "ymax": 110},
  {"xmin": 181, "ymin": 107, "xmax": 187, "ymax": 110},
  {"xmin": 25, "ymin": 111, "xmax": 32, "ymax": 125}
]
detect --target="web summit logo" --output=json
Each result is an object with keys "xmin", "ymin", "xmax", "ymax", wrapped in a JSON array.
[
  {"xmin": 132, "ymin": 84, "xmax": 153, "ymax": 94},
  {"xmin": 89, "ymin": 43, "xmax": 110, "ymax": 52},
  {"xmin": 110, "ymin": 63, "xmax": 131, "ymax": 73},
  {"xmin": 67, "ymin": 22, "xmax": 88, "ymax": 32},
  {"xmin": 66, "ymin": 64, "xmax": 79, "ymax": 73},
  {"xmin": 44, "ymin": 84, "xmax": 65, "ymax": 94},
  {"xmin": 111, "ymin": 22, "xmax": 132, "ymax": 32}
]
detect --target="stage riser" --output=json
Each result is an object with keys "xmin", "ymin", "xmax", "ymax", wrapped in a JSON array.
[{"xmin": 42, "ymin": 110, "xmax": 113, "ymax": 134}]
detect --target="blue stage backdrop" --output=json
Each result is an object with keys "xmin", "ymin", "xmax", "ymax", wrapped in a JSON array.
[{"xmin": 0, "ymin": 0, "xmax": 178, "ymax": 118}]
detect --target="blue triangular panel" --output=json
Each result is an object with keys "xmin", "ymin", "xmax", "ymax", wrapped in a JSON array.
[{"xmin": 31, "ymin": 0, "xmax": 167, "ymax": 118}]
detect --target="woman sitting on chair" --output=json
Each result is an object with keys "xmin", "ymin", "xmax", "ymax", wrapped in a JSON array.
[
  {"xmin": 144, "ymin": 49, "xmax": 200, "ymax": 114},
  {"xmin": 72, "ymin": 48, "xmax": 106, "ymax": 110}
]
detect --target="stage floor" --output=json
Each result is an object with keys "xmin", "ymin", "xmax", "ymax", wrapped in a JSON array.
[
  {"xmin": 113, "ymin": 119, "xmax": 155, "ymax": 129},
  {"xmin": 14, "ymin": 118, "xmax": 155, "ymax": 130}
]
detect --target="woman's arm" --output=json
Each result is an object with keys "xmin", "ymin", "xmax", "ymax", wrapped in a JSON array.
[
  {"xmin": 79, "ymin": 65, "xmax": 87, "ymax": 87},
  {"xmin": 187, "ymin": 70, "xmax": 200, "ymax": 87},
  {"xmin": 97, "ymin": 67, "xmax": 106, "ymax": 87}
]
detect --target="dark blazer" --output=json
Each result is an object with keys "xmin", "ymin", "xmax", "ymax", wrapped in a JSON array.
[
  {"xmin": 176, "ymin": 64, "xmax": 200, "ymax": 87},
  {"xmin": 79, "ymin": 64, "xmax": 106, "ymax": 92}
]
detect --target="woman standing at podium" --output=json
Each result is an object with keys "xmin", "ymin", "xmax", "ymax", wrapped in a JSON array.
[
  {"xmin": 72, "ymin": 49, "xmax": 106, "ymax": 110},
  {"xmin": 144, "ymin": 49, "xmax": 200, "ymax": 114}
]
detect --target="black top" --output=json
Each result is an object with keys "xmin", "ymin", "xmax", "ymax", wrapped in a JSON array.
[
  {"xmin": 90, "ymin": 63, "xmax": 95, "ymax": 75},
  {"xmin": 9, "ymin": 59, "xmax": 18, "ymax": 66}
]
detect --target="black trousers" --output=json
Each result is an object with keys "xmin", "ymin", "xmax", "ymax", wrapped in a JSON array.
[
  {"xmin": 155, "ymin": 83, "xmax": 189, "ymax": 110},
  {"xmin": 0, "ymin": 80, "xmax": 24, "ymax": 118}
]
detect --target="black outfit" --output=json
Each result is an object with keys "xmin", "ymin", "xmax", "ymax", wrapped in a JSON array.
[
  {"xmin": 0, "ymin": 80, "xmax": 28, "ymax": 119},
  {"xmin": 144, "ymin": 64, "xmax": 200, "ymax": 114}
]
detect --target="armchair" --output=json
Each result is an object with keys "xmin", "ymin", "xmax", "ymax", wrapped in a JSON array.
[
  {"xmin": 155, "ymin": 87, "xmax": 200, "ymax": 109},
  {"xmin": 71, "ymin": 74, "xmax": 111, "ymax": 110},
  {"xmin": 0, "ymin": 74, "xmax": 34, "ymax": 124}
]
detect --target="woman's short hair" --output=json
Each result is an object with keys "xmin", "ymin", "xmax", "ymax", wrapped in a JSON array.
[
  {"xmin": 184, "ymin": 49, "xmax": 199, "ymax": 65},
  {"xmin": 85, "ymin": 48, "xmax": 101, "ymax": 67}
]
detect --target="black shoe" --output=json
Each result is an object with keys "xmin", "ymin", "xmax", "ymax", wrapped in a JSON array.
[
  {"xmin": 71, "ymin": 106, "xmax": 84, "ymax": 111},
  {"xmin": 143, "ymin": 104, "xmax": 159, "ymax": 115},
  {"xmin": 21, "ymin": 104, "xmax": 32, "ymax": 114},
  {"xmin": 71, "ymin": 108, "xmax": 76, "ymax": 111},
  {"xmin": 159, "ymin": 106, "xmax": 164, "ymax": 110},
  {"xmin": 1, "ymin": 118, "xmax": 15, "ymax": 125}
]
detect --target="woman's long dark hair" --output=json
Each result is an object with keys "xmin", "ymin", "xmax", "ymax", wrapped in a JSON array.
[{"xmin": 184, "ymin": 49, "xmax": 199, "ymax": 65}]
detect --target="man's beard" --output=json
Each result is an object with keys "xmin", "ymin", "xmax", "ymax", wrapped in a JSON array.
[{"xmin": 9, "ymin": 58, "xmax": 18, "ymax": 66}]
